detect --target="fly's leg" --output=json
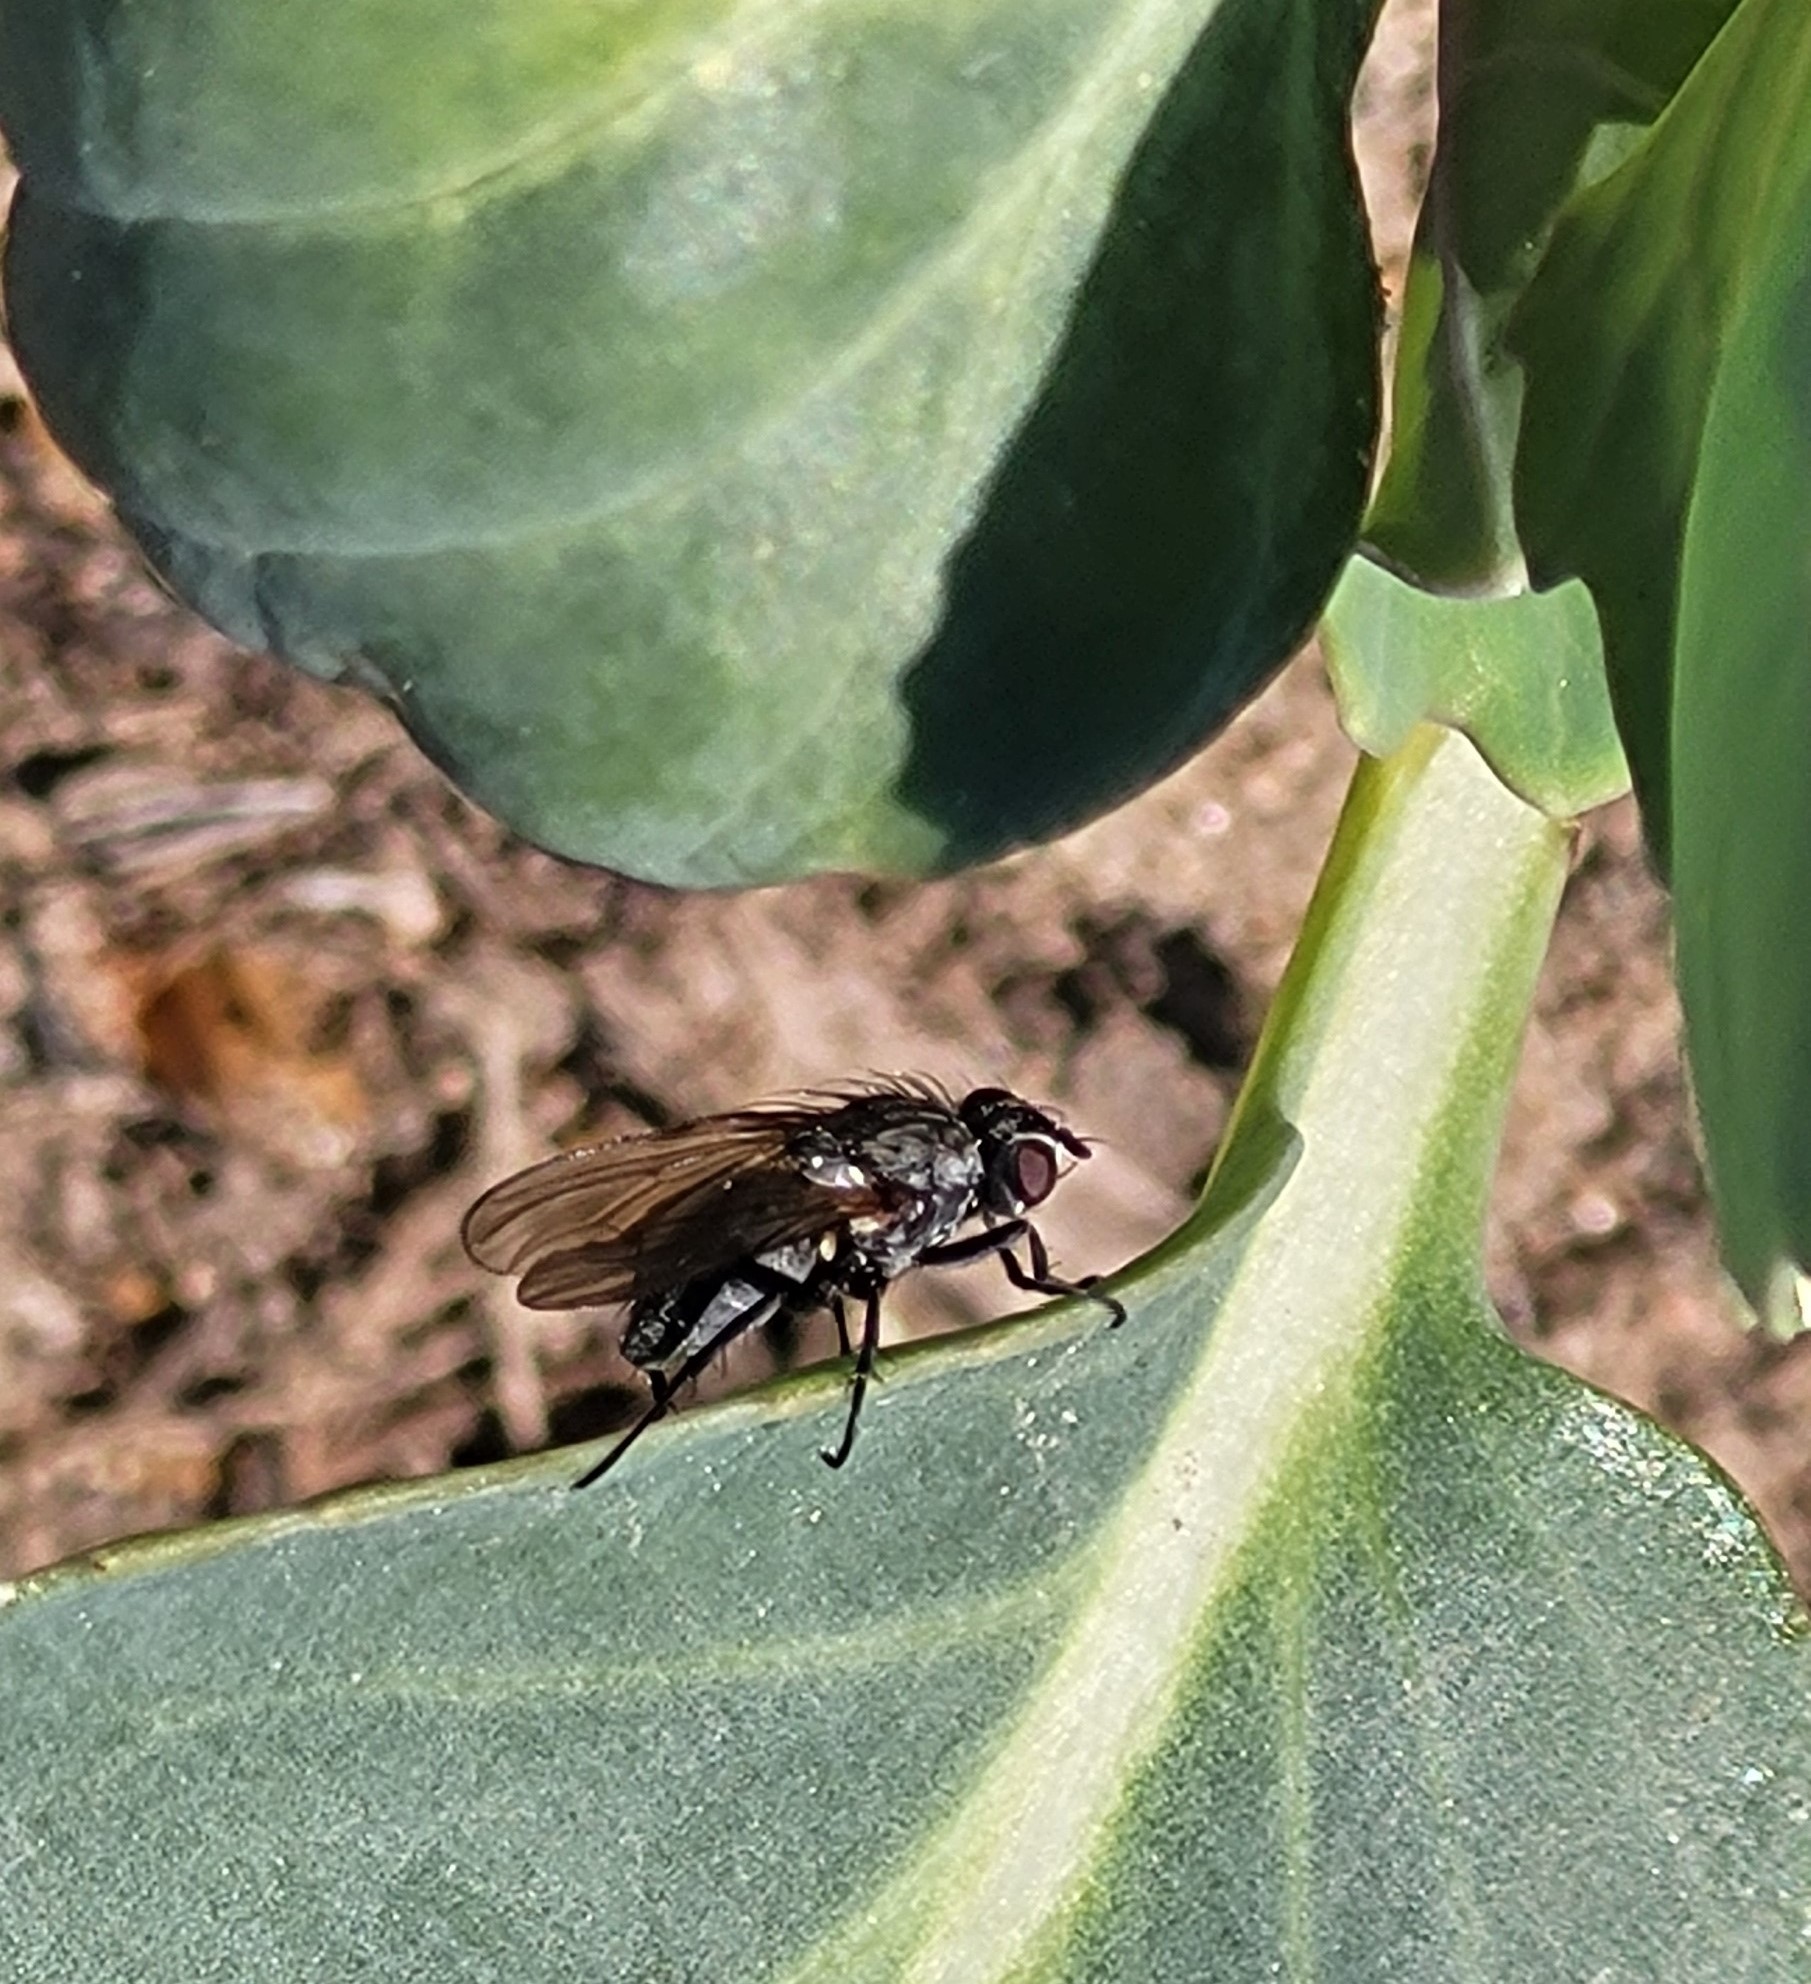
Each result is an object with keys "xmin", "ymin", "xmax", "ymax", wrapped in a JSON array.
[
  {"xmin": 918, "ymin": 1219, "xmax": 1029, "ymax": 1269},
  {"xmin": 571, "ymin": 1290, "xmax": 784, "ymax": 1489},
  {"xmin": 922, "ymin": 1221, "xmax": 1126, "ymax": 1328},
  {"xmin": 1003, "ymin": 1223, "xmax": 1127, "ymax": 1327},
  {"xmin": 821, "ymin": 1285, "xmax": 884, "ymax": 1470},
  {"xmin": 828, "ymin": 1292, "xmax": 851, "ymax": 1359}
]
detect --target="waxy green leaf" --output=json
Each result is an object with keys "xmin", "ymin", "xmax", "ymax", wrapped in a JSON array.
[
  {"xmin": 1512, "ymin": 0, "xmax": 1810, "ymax": 856},
  {"xmin": 0, "ymin": 0, "xmax": 1379, "ymax": 884},
  {"xmin": 1336, "ymin": 0, "xmax": 1736, "ymax": 823},
  {"xmin": 4, "ymin": 733, "xmax": 1802, "ymax": 1983},
  {"xmin": 1668, "ymin": 102, "xmax": 1811, "ymax": 1322},
  {"xmin": 1369, "ymin": 0, "xmax": 1734, "ymax": 593},
  {"xmin": 1512, "ymin": 0, "xmax": 1811, "ymax": 1316}
]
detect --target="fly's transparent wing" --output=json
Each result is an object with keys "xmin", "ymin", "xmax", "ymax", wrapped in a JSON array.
[
  {"xmin": 515, "ymin": 1170, "xmax": 881, "ymax": 1309},
  {"xmin": 461, "ymin": 1108, "xmax": 883, "ymax": 1309},
  {"xmin": 462, "ymin": 1113, "xmax": 802, "ymax": 1273}
]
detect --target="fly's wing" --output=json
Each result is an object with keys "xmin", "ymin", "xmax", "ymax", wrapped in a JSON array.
[
  {"xmin": 513, "ymin": 1169, "xmax": 873, "ymax": 1310},
  {"xmin": 461, "ymin": 1109, "xmax": 882, "ymax": 1311},
  {"xmin": 462, "ymin": 1112, "xmax": 793, "ymax": 1272}
]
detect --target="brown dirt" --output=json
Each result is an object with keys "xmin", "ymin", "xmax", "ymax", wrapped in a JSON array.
[{"xmin": 3, "ymin": 4, "xmax": 1809, "ymax": 1588}]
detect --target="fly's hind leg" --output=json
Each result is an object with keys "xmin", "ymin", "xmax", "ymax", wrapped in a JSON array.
[
  {"xmin": 821, "ymin": 1285, "xmax": 884, "ymax": 1470},
  {"xmin": 571, "ymin": 1291, "xmax": 783, "ymax": 1489},
  {"xmin": 828, "ymin": 1292, "xmax": 852, "ymax": 1359}
]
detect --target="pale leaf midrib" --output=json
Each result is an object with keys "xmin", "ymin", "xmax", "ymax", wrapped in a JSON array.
[{"xmin": 775, "ymin": 735, "xmax": 1564, "ymax": 1983}]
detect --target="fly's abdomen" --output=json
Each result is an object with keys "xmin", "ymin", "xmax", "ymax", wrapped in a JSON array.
[
  {"xmin": 623, "ymin": 1235, "xmax": 820, "ymax": 1375},
  {"xmin": 624, "ymin": 1278, "xmax": 759, "ymax": 1373}
]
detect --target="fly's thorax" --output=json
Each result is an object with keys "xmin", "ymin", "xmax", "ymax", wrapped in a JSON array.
[
  {"xmin": 840, "ymin": 1116, "xmax": 986, "ymax": 1275},
  {"xmin": 796, "ymin": 1144, "xmax": 870, "ymax": 1193}
]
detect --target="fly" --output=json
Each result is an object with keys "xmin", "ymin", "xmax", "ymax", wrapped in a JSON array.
[{"xmin": 460, "ymin": 1078, "xmax": 1124, "ymax": 1486}]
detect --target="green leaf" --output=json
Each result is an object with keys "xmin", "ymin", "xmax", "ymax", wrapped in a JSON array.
[
  {"xmin": 0, "ymin": 0, "xmax": 1379, "ymax": 886},
  {"xmin": 1511, "ymin": 0, "xmax": 1811, "ymax": 865},
  {"xmin": 1365, "ymin": 0, "xmax": 1735, "ymax": 591},
  {"xmin": 1343, "ymin": 0, "xmax": 1731, "ymax": 817},
  {"xmin": 1322, "ymin": 554, "xmax": 1626, "ymax": 818},
  {"xmin": 1508, "ymin": 0, "xmax": 1811, "ymax": 1315},
  {"xmin": 1669, "ymin": 132, "xmax": 1811, "ymax": 1323},
  {"xmin": 5, "ymin": 732, "xmax": 1803, "ymax": 1982}
]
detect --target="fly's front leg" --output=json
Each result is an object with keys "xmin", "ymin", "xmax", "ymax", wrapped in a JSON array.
[
  {"xmin": 921, "ymin": 1220, "xmax": 1125, "ymax": 1328},
  {"xmin": 1000, "ymin": 1224, "xmax": 1127, "ymax": 1329},
  {"xmin": 917, "ymin": 1220, "xmax": 1030, "ymax": 1269}
]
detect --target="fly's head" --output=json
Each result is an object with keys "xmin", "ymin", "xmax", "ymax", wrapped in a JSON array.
[{"xmin": 958, "ymin": 1088, "xmax": 1090, "ymax": 1218}]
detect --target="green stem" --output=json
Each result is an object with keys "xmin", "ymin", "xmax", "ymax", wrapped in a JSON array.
[{"xmin": 1198, "ymin": 721, "xmax": 1571, "ymax": 1277}]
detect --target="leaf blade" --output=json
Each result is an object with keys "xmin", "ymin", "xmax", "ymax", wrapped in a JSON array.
[
  {"xmin": 0, "ymin": 0, "xmax": 1381, "ymax": 883},
  {"xmin": 6, "ymin": 734, "xmax": 1803, "ymax": 1983},
  {"xmin": 1511, "ymin": 0, "xmax": 1811, "ymax": 861},
  {"xmin": 1669, "ymin": 127, "xmax": 1811, "ymax": 1320}
]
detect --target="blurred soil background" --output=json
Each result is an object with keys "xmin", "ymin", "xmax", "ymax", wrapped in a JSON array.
[{"xmin": 4, "ymin": 1, "xmax": 1809, "ymax": 1587}]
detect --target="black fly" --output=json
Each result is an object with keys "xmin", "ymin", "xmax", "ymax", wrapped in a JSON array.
[{"xmin": 461, "ymin": 1078, "xmax": 1123, "ymax": 1485}]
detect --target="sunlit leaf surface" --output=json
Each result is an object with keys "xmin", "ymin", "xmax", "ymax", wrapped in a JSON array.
[{"xmin": 4, "ymin": 735, "xmax": 1802, "ymax": 1983}]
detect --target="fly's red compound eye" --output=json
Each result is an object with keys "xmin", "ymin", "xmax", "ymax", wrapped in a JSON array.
[{"xmin": 1010, "ymin": 1139, "xmax": 1060, "ymax": 1209}]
